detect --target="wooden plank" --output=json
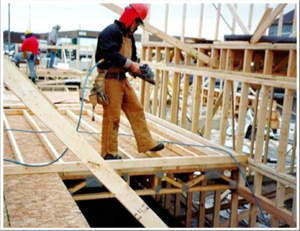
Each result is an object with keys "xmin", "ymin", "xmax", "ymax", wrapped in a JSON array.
[
  {"xmin": 72, "ymin": 185, "xmax": 229, "ymax": 201},
  {"xmin": 101, "ymin": 3, "xmax": 217, "ymax": 68},
  {"xmin": 23, "ymin": 110, "xmax": 64, "ymax": 163},
  {"xmin": 198, "ymin": 4, "xmax": 204, "ymax": 38},
  {"xmin": 198, "ymin": 180, "xmax": 206, "ymax": 227},
  {"xmin": 119, "ymin": 115, "xmax": 198, "ymax": 157},
  {"xmin": 272, "ymin": 88, "xmax": 295, "ymax": 226},
  {"xmin": 162, "ymin": 176, "xmax": 182, "ymax": 189},
  {"xmin": 254, "ymin": 85, "xmax": 270, "ymax": 162},
  {"xmin": 277, "ymin": 10, "xmax": 284, "ymax": 36},
  {"xmin": 146, "ymin": 62, "xmax": 297, "ymax": 89},
  {"xmin": 237, "ymin": 186, "xmax": 296, "ymax": 227},
  {"xmin": 248, "ymin": 4, "xmax": 254, "ymax": 31},
  {"xmin": 164, "ymin": 173, "xmax": 172, "ymax": 210},
  {"xmin": 185, "ymin": 174, "xmax": 205, "ymax": 188},
  {"xmin": 247, "ymin": 159, "xmax": 296, "ymax": 189},
  {"xmin": 287, "ymin": 50, "xmax": 297, "ymax": 77},
  {"xmin": 3, "ymin": 55, "xmax": 168, "ymax": 228},
  {"xmin": 200, "ymin": 90, "xmax": 223, "ymax": 136},
  {"xmin": 186, "ymin": 192, "xmax": 193, "ymax": 227},
  {"xmin": 170, "ymin": 48, "xmax": 181, "ymax": 124},
  {"xmin": 146, "ymin": 112, "xmax": 245, "ymax": 157},
  {"xmin": 174, "ymin": 192, "xmax": 181, "ymax": 217},
  {"xmin": 3, "ymin": 113, "xmax": 24, "ymax": 162},
  {"xmin": 204, "ymin": 77, "xmax": 216, "ymax": 139},
  {"xmin": 143, "ymin": 47, "xmax": 153, "ymax": 112},
  {"xmin": 231, "ymin": 4, "xmax": 238, "ymax": 34},
  {"xmin": 263, "ymin": 50, "xmax": 274, "ymax": 75},
  {"xmin": 249, "ymin": 85, "xmax": 269, "ymax": 226},
  {"xmin": 152, "ymin": 47, "xmax": 161, "ymax": 115},
  {"xmin": 277, "ymin": 89, "xmax": 295, "ymax": 172},
  {"xmin": 213, "ymin": 190, "xmax": 221, "ymax": 227},
  {"xmin": 236, "ymin": 82, "xmax": 250, "ymax": 154},
  {"xmin": 180, "ymin": 53, "xmax": 191, "ymax": 128},
  {"xmin": 252, "ymin": 8, "xmax": 273, "ymax": 35},
  {"xmin": 219, "ymin": 80, "xmax": 231, "ymax": 146},
  {"xmin": 263, "ymin": 87, "xmax": 275, "ymax": 163},
  {"xmin": 181, "ymin": 4, "xmax": 187, "ymax": 42},
  {"xmin": 215, "ymin": 4, "xmax": 221, "ymax": 40},
  {"xmin": 226, "ymin": 4, "xmax": 251, "ymax": 34},
  {"xmin": 159, "ymin": 47, "xmax": 170, "ymax": 119},
  {"xmin": 229, "ymin": 171, "xmax": 239, "ymax": 227},
  {"xmin": 164, "ymin": 4, "xmax": 169, "ymax": 34},
  {"xmin": 4, "ymin": 161, "xmax": 241, "ymax": 176},
  {"xmin": 250, "ymin": 4, "xmax": 287, "ymax": 44},
  {"xmin": 191, "ymin": 49, "xmax": 204, "ymax": 133}
]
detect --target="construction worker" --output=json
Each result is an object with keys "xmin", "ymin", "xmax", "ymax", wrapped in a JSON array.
[
  {"xmin": 94, "ymin": 3, "xmax": 164, "ymax": 160},
  {"xmin": 47, "ymin": 24, "xmax": 61, "ymax": 68},
  {"xmin": 14, "ymin": 30, "xmax": 39, "ymax": 84}
]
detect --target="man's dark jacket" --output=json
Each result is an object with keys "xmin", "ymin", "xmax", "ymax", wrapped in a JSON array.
[{"xmin": 95, "ymin": 20, "xmax": 137, "ymax": 70}]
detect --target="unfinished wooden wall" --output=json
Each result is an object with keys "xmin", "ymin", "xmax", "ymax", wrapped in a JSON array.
[{"xmin": 139, "ymin": 3, "xmax": 297, "ymax": 228}]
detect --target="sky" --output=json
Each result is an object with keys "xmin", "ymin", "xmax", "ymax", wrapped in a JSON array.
[{"xmin": 1, "ymin": 1, "xmax": 298, "ymax": 41}]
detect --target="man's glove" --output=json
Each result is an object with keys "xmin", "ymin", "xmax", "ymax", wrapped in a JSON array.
[
  {"xmin": 89, "ymin": 72, "xmax": 108, "ymax": 106},
  {"xmin": 131, "ymin": 64, "xmax": 155, "ymax": 85}
]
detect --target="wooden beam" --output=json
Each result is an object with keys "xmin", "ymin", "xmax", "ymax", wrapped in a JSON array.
[
  {"xmin": 248, "ymin": 4, "xmax": 254, "ymax": 31},
  {"xmin": 4, "ymin": 161, "xmax": 240, "ymax": 176},
  {"xmin": 23, "ymin": 109, "xmax": 64, "ymax": 163},
  {"xmin": 226, "ymin": 4, "xmax": 251, "ymax": 34},
  {"xmin": 213, "ymin": 190, "xmax": 221, "ymax": 227},
  {"xmin": 72, "ymin": 184, "xmax": 229, "ymax": 201},
  {"xmin": 247, "ymin": 159, "xmax": 296, "ymax": 189},
  {"xmin": 250, "ymin": 4, "xmax": 287, "ymax": 44},
  {"xmin": 145, "ymin": 62, "xmax": 297, "ymax": 90},
  {"xmin": 253, "ymin": 8, "xmax": 273, "ymax": 35},
  {"xmin": 237, "ymin": 186, "xmax": 296, "ymax": 227},
  {"xmin": 101, "ymin": 3, "xmax": 217, "ymax": 68},
  {"xmin": 3, "ymin": 55, "xmax": 168, "ymax": 228},
  {"xmin": 3, "ymin": 113, "xmax": 24, "ymax": 162}
]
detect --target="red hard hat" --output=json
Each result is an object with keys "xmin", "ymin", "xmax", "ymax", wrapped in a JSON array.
[
  {"xmin": 130, "ymin": 4, "xmax": 148, "ymax": 21},
  {"xmin": 119, "ymin": 4, "xmax": 148, "ymax": 28}
]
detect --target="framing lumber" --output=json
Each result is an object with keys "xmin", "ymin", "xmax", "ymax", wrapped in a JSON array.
[
  {"xmin": 3, "ymin": 55, "xmax": 168, "ymax": 228},
  {"xmin": 253, "ymin": 8, "xmax": 273, "ymax": 35},
  {"xmin": 237, "ymin": 186, "xmax": 296, "ymax": 227},
  {"xmin": 3, "ymin": 113, "xmax": 24, "ymax": 162},
  {"xmin": 226, "ymin": 4, "xmax": 251, "ymax": 34},
  {"xmin": 250, "ymin": 4, "xmax": 287, "ymax": 44},
  {"xmin": 23, "ymin": 109, "xmax": 64, "ymax": 163},
  {"xmin": 143, "ymin": 62, "xmax": 296, "ymax": 90}
]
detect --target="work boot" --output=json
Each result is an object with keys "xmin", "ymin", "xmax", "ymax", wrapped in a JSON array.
[
  {"xmin": 149, "ymin": 143, "xmax": 165, "ymax": 152},
  {"xmin": 31, "ymin": 77, "xmax": 36, "ymax": 84},
  {"xmin": 104, "ymin": 153, "xmax": 122, "ymax": 160}
]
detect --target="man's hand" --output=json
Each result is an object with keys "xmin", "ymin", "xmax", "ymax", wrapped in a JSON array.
[{"xmin": 129, "ymin": 62, "xmax": 141, "ymax": 75}]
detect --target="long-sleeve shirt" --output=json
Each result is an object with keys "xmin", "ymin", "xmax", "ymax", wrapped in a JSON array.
[
  {"xmin": 95, "ymin": 20, "xmax": 137, "ymax": 70},
  {"xmin": 21, "ymin": 36, "xmax": 39, "ymax": 55},
  {"xmin": 48, "ymin": 28, "xmax": 58, "ymax": 45}
]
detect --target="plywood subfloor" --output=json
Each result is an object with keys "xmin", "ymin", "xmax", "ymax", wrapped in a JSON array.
[{"xmin": 2, "ymin": 89, "xmax": 247, "ymax": 228}]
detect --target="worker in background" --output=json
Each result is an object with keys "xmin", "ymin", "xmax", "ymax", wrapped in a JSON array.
[
  {"xmin": 14, "ymin": 30, "xmax": 39, "ymax": 84},
  {"xmin": 47, "ymin": 24, "xmax": 61, "ymax": 68},
  {"xmin": 94, "ymin": 3, "xmax": 164, "ymax": 160}
]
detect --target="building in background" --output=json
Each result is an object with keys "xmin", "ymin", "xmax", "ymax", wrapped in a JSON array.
[{"xmin": 269, "ymin": 10, "xmax": 295, "ymax": 36}]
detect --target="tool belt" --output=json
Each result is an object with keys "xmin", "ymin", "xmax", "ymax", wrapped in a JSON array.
[{"xmin": 105, "ymin": 72, "xmax": 126, "ymax": 81}]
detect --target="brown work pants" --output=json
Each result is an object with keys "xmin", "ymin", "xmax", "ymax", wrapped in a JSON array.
[{"xmin": 101, "ymin": 78, "xmax": 157, "ymax": 157}]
